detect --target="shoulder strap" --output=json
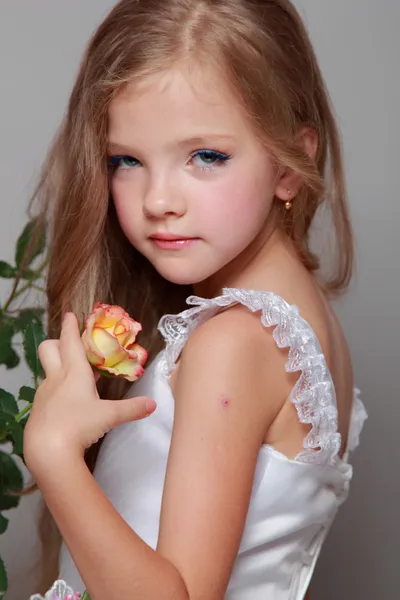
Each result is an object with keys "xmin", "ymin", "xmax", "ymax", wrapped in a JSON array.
[{"xmin": 346, "ymin": 388, "xmax": 368, "ymax": 455}]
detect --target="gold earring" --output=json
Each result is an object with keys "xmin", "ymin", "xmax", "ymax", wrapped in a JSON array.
[{"xmin": 284, "ymin": 190, "xmax": 293, "ymax": 211}]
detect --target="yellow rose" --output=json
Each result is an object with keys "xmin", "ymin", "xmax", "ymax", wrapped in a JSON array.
[{"xmin": 81, "ymin": 302, "xmax": 147, "ymax": 382}]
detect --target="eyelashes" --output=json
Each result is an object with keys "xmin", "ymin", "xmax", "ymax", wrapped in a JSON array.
[
  {"xmin": 107, "ymin": 149, "xmax": 232, "ymax": 173},
  {"xmin": 108, "ymin": 155, "xmax": 139, "ymax": 170},
  {"xmin": 190, "ymin": 149, "xmax": 232, "ymax": 170}
]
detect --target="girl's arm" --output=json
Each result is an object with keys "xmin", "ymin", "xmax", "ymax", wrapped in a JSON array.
[
  {"xmin": 31, "ymin": 307, "xmax": 291, "ymax": 600},
  {"xmin": 156, "ymin": 306, "xmax": 290, "ymax": 598}
]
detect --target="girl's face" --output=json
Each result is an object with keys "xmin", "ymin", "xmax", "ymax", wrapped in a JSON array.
[{"xmin": 108, "ymin": 64, "xmax": 280, "ymax": 288}]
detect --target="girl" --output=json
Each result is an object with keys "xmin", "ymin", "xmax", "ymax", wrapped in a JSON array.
[{"xmin": 24, "ymin": 1, "xmax": 367, "ymax": 599}]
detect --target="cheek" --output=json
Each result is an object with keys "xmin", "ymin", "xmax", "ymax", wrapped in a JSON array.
[
  {"xmin": 111, "ymin": 179, "xmax": 142, "ymax": 241},
  {"xmin": 196, "ymin": 166, "xmax": 275, "ymax": 241}
]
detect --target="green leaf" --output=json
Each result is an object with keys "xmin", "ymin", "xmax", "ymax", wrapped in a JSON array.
[
  {"xmin": 0, "ymin": 324, "xmax": 20, "ymax": 370},
  {"xmin": 81, "ymin": 591, "xmax": 91, "ymax": 600},
  {"xmin": 0, "ymin": 556, "xmax": 8, "ymax": 595},
  {"xmin": 20, "ymin": 268, "xmax": 38, "ymax": 280},
  {"xmin": 3, "ymin": 350, "xmax": 19, "ymax": 369},
  {"xmin": 0, "ymin": 323, "xmax": 12, "ymax": 346},
  {"xmin": 0, "ymin": 494, "xmax": 19, "ymax": 511},
  {"xmin": 7, "ymin": 422, "xmax": 24, "ymax": 456},
  {"xmin": 0, "ymin": 410, "xmax": 11, "ymax": 423},
  {"xmin": 18, "ymin": 417, "xmax": 29, "ymax": 431},
  {"xmin": 0, "ymin": 450, "xmax": 23, "ymax": 494},
  {"xmin": 15, "ymin": 308, "xmax": 45, "ymax": 332},
  {"xmin": 16, "ymin": 414, "xmax": 29, "ymax": 429},
  {"xmin": 0, "ymin": 514, "xmax": 9, "ymax": 535},
  {"xmin": 0, "ymin": 417, "xmax": 9, "ymax": 433},
  {"xmin": 0, "ymin": 411, "xmax": 14, "ymax": 432},
  {"xmin": 0, "ymin": 390, "xmax": 18, "ymax": 417},
  {"xmin": 0, "ymin": 315, "xmax": 18, "ymax": 336},
  {"xmin": 22, "ymin": 320, "xmax": 46, "ymax": 379},
  {"xmin": 0, "ymin": 261, "xmax": 17, "ymax": 279},
  {"xmin": 15, "ymin": 218, "xmax": 46, "ymax": 268},
  {"xmin": 0, "ymin": 354, "xmax": 19, "ymax": 369},
  {"xmin": 18, "ymin": 386, "xmax": 36, "ymax": 404}
]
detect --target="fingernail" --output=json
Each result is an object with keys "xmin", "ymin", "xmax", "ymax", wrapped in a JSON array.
[{"xmin": 145, "ymin": 398, "xmax": 157, "ymax": 415}]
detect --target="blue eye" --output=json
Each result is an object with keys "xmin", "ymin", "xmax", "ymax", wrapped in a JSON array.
[
  {"xmin": 191, "ymin": 149, "xmax": 232, "ymax": 170},
  {"xmin": 108, "ymin": 155, "xmax": 140, "ymax": 170}
]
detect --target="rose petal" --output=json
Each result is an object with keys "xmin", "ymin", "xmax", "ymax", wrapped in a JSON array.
[
  {"xmin": 103, "ymin": 357, "xmax": 145, "ymax": 382},
  {"xmin": 114, "ymin": 317, "xmax": 141, "ymax": 347},
  {"xmin": 101, "ymin": 305, "xmax": 131, "ymax": 327},
  {"xmin": 119, "ymin": 315, "xmax": 142, "ymax": 335},
  {"xmin": 114, "ymin": 324, "xmax": 126, "ymax": 336},
  {"xmin": 81, "ymin": 330, "xmax": 105, "ymax": 366},
  {"xmin": 91, "ymin": 327, "xmax": 127, "ymax": 367},
  {"xmin": 115, "ymin": 332, "xmax": 130, "ymax": 348},
  {"xmin": 91, "ymin": 304, "xmax": 126, "ymax": 329},
  {"xmin": 83, "ymin": 305, "xmax": 105, "ymax": 338},
  {"xmin": 127, "ymin": 343, "xmax": 148, "ymax": 366},
  {"xmin": 116, "ymin": 327, "xmax": 138, "ymax": 349},
  {"xmin": 114, "ymin": 316, "xmax": 142, "ymax": 341}
]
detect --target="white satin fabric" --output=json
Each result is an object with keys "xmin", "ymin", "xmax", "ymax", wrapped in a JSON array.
[{"xmin": 59, "ymin": 288, "xmax": 367, "ymax": 598}]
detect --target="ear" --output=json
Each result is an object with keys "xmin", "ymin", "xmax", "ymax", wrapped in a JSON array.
[{"xmin": 274, "ymin": 127, "xmax": 318, "ymax": 204}]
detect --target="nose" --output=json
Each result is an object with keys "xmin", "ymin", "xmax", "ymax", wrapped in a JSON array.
[{"xmin": 143, "ymin": 173, "xmax": 186, "ymax": 220}]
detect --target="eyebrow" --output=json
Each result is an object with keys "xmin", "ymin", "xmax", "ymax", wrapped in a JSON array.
[
  {"xmin": 176, "ymin": 135, "xmax": 236, "ymax": 148},
  {"xmin": 107, "ymin": 135, "xmax": 236, "ymax": 154},
  {"xmin": 107, "ymin": 142, "xmax": 137, "ymax": 155}
]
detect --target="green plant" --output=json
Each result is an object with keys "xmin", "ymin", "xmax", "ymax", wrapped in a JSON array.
[{"xmin": 0, "ymin": 218, "xmax": 47, "ymax": 598}]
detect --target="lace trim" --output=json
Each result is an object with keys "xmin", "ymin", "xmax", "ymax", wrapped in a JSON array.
[
  {"xmin": 30, "ymin": 579, "xmax": 82, "ymax": 599},
  {"xmin": 159, "ymin": 288, "xmax": 342, "ymax": 466},
  {"xmin": 347, "ymin": 388, "xmax": 367, "ymax": 453}
]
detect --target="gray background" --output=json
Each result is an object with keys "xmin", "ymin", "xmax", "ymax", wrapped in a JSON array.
[{"xmin": 0, "ymin": 1, "xmax": 398, "ymax": 598}]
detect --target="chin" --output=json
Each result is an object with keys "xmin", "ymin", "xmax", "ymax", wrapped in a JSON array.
[{"xmin": 153, "ymin": 263, "xmax": 215, "ymax": 287}]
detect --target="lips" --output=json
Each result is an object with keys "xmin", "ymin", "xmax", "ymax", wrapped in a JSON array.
[
  {"xmin": 149, "ymin": 233, "xmax": 195, "ymax": 241},
  {"xmin": 149, "ymin": 233, "xmax": 199, "ymax": 250}
]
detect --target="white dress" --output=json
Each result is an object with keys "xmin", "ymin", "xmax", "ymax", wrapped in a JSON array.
[{"xmin": 59, "ymin": 288, "xmax": 367, "ymax": 599}]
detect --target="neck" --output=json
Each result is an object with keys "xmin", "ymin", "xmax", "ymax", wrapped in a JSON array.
[{"xmin": 194, "ymin": 227, "xmax": 295, "ymax": 298}]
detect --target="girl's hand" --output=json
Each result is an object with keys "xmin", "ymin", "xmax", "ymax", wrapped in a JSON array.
[{"xmin": 23, "ymin": 312, "xmax": 156, "ymax": 475}]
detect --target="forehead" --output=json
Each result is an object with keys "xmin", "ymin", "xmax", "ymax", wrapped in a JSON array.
[{"xmin": 108, "ymin": 63, "xmax": 254, "ymax": 144}]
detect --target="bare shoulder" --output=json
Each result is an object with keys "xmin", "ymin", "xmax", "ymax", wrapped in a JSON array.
[
  {"xmin": 174, "ymin": 303, "xmax": 296, "ymax": 427},
  {"xmin": 184, "ymin": 303, "xmax": 274, "ymax": 360},
  {"xmin": 183, "ymin": 302, "xmax": 281, "ymax": 361}
]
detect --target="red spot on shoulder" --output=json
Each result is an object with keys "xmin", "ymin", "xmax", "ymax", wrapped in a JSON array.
[{"xmin": 220, "ymin": 395, "xmax": 230, "ymax": 407}]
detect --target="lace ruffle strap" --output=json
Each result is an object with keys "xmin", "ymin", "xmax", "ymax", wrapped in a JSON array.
[
  {"xmin": 158, "ymin": 288, "xmax": 364, "ymax": 467},
  {"xmin": 347, "ymin": 388, "xmax": 368, "ymax": 453}
]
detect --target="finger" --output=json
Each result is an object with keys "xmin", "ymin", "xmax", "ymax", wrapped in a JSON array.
[
  {"xmin": 102, "ymin": 396, "xmax": 157, "ymax": 430},
  {"xmin": 38, "ymin": 339, "xmax": 62, "ymax": 376},
  {"xmin": 59, "ymin": 312, "xmax": 87, "ymax": 368}
]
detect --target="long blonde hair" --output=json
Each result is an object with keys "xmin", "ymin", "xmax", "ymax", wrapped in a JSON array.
[{"xmin": 27, "ymin": 0, "xmax": 353, "ymax": 590}]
